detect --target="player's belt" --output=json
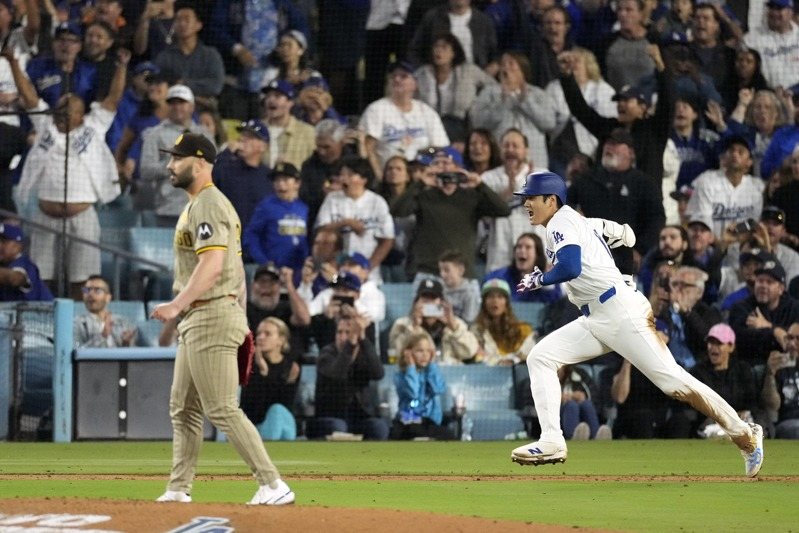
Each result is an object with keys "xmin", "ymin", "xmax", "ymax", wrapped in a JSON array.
[
  {"xmin": 579, "ymin": 286, "xmax": 617, "ymax": 317},
  {"xmin": 188, "ymin": 294, "xmax": 237, "ymax": 309}
]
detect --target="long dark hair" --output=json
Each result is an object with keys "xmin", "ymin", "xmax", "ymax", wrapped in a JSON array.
[
  {"xmin": 464, "ymin": 128, "xmax": 501, "ymax": 171},
  {"xmin": 427, "ymin": 33, "xmax": 467, "ymax": 67},
  {"xmin": 736, "ymin": 47, "xmax": 769, "ymax": 91},
  {"xmin": 474, "ymin": 290, "xmax": 526, "ymax": 350}
]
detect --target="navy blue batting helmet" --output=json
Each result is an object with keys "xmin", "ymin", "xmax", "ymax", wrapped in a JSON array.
[{"xmin": 513, "ymin": 171, "xmax": 568, "ymax": 205}]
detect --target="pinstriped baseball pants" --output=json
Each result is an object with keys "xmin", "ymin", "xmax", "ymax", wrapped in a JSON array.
[
  {"xmin": 166, "ymin": 299, "xmax": 281, "ymax": 493},
  {"xmin": 525, "ymin": 283, "xmax": 753, "ymax": 449}
]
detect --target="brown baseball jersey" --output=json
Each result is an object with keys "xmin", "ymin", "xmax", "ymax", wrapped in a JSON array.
[{"xmin": 173, "ymin": 183, "xmax": 243, "ymax": 299}]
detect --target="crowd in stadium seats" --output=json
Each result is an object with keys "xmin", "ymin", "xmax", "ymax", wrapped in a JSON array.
[{"xmin": 2, "ymin": 0, "xmax": 799, "ymax": 441}]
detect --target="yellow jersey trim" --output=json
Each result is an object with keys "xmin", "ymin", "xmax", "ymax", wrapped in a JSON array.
[{"xmin": 196, "ymin": 245, "xmax": 228, "ymax": 254}]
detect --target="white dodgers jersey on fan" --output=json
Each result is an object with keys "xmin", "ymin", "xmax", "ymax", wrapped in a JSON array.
[{"xmin": 544, "ymin": 206, "xmax": 624, "ymax": 307}]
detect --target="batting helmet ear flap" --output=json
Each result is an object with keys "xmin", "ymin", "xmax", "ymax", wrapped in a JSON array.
[{"xmin": 513, "ymin": 171, "xmax": 568, "ymax": 206}]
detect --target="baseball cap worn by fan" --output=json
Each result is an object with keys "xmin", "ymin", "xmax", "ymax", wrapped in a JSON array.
[
  {"xmin": 340, "ymin": 252, "xmax": 370, "ymax": 270},
  {"xmin": 54, "ymin": 21, "xmax": 82, "ymax": 39},
  {"xmin": 159, "ymin": 132, "xmax": 217, "ymax": 163},
  {"xmin": 0, "ymin": 223, "xmax": 23, "ymax": 242},
  {"xmin": 767, "ymin": 0, "xmax": 793, "ymax": 8},
  {"xmin": 416, "ymin": 278, "xmax": 444, "ymax": 299},
  {"xmin": 166, "ymin": 84, "xmax": 195, "ymax": 104},
  {"xmin": 722, "ymin": 134, "xmax": 752, "ymax": 154},
  {"xmin": 417, "ymin": 146, "xmax": 464, "ymax": 167},
  {"xmin": 271, "ymin": 162, "xmax": 300, "ymax": 180},
  {"xmin": 481, "ymin": 278, "xmax": 510, "ymax": 297},
  {"xmin": 254, "ymin": 262, "xmax": 280, "ymax": 281},
  {"xmin": 262, "ymin": 79, "xmax": 297, "ymax": 100},
  {"xmin": 739, "ymin": 247, "xmax": 772, "ymax": 265},
  {"xmin": 761, "ymin": 206, "xmax": 786, "ymax": 225},
  {"xmin": 612, "ymin": 85, "xmax": 648, "ymax": 104},
  {"xmin": 706, "ymin": 323, "xmax": 736, "ymax": 345},
  {"xmin": 132, "ymin": 61, "xmax": 161, "ymax": 77},
  {"xmin": 687, "ymin": 213, "xmax": 714, "ymax": 232},
  {"xmin": 755, "ymin": 258, "xmax": 786, "ymax": 284},
  {"xmin": 331, "ymin": 271, "xmax": 362, "ymax": 292},
  {"xmin": 237, "ymin": 119, "xmax": 270, "ymax": 143}
]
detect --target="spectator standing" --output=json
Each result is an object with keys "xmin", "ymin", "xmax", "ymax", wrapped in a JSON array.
[
  {"xmin": 686, "ymin": 135, "xmax": 764, "ymax": 240},
  {"xmin": 691, "ymin": 3, "xmax": 739, "ymax": 106},
  {"xmin": 359, "ymin": 60, "xmax": 449, "ymax": 179},
  {"xmin": 133, "ymin": 0, "xmax": 176, "ymax": 60},
  {"xmin": 26, "ymin": 21, "xmax": 96, "ymax": 107},
  {"xmin": 207, "ymin": 0, "xmax": 308, "ymax": 120},
  {"xmin": 568, "ymin": 128, "xmax": 666, "ymax": 274},
  {"xmin": 408, "ymin": 0, "xmax": 497, "ymax": 70},
  {"xmin": 469, "ymin": 278, "xmax": 535, "ymax": 366},
  {"xmin": 260, "ymin": 79, "xmax": 316, "ymax": 170},
  {"xmin": 603, "ymin": 0, "xmax": 655, "ymax": 92},
  {"xmin": 470, "ymin": 51, "xmax": 556, "ymax": 169},
  {"xmin": 743, "ymin": 0, "xmax": 799, "ymax": 90},
  {"xmin": 299, "ymin": 120, "xmax": 355, "ymax": 229},
  {"xmin": 73, "ymin": 275, "xmax": 137, "ymax": 347},
  {"xmin": 138, "ymin": 84, "xmax": 210, "ymax": 224},
  {"xmin": 0, "ymin": 119, "xmax": 26, "ymax": 212},
  {"xmin": 484, "ymin": 232, "xmax": 563, "ymax": 303},
  {"xmin": 671, "ymin": 96, "xmax": 720, "ymax": 189},
  {"xmin": 414, "ymin": 33, "xmax": 496, "ymax": 145},
  {"xmin": 729, "ymin": 258, "xmax": 799, "ymax": 364},
  {"xmin": 243, "ymin": 162, "xmax": 308, "ymax": 271},
  {"xmin": 463, "ymin": 128, "xmax": 501, "ymax": 174},
  {"xmin": 545, "ymin": 47, "xmax": 617, "ymax": 173},
  {"xmin": 315, "ymin": 156, "xmax": 394, "ymax": 283},
  {"xmin": 82, "ymin": 21, "xmax": 117, "ymax": 101},
  {"xmin": 361, "ymin": 0, "xmax": 412, "ymax": 107},
  {"xmin": 390, "ymin": 148, "xmax": 510, "ymax": 279},
  {"xmin": 388, "ymin": 279, "xmax": 480, "ymax": 365},
  {"xmin": 0, "ymin": 0, "xmax": 38, "ymax": 124},
  {"xmin": 309, "ymin": 316, "xmax": 388, "ymax": 440},
  {"xmin": 529, "ymin": 5, "xmax": 574, "ymax": 89},
  {"xmin": 240, "ymin": 317, "xmax": 300, "ymax": 440},
  {"xmin": 11, "ymin": 48, "xmax": 126, "ymax": 298},
  {"xmin": 0, "ymin": 224, "xmax": 52, "ymax": 302},
  {"xmin": 378, "ymin": 156, "xmax": 414, "ymax": 282},
  {"xmin": 154, "ymin": 5, "xmax": 225, "ymax": 104},
  {"xmin": 481, "ymin": 128, "xmax": 540, "ymax": 273},
  {"xmin": 259, "ymin": 30, "xmax": 322, "ymax": 93},
  {"xmin": 762, "ymin": 321, "xmax": 799, "ymax": 438},
  {"xmin": 213, "ymin": 119, "xmax": 273, "ymax": 233},
  {"xmin": 391, "ymin": 332, "xmax": 455, "ymax": 440}
]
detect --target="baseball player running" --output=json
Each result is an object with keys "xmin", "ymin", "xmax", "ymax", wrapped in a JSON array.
[
  {"xmin": 151, "ymin": 133, "xmax": 295, "ymax": 505},
  {"xmin": 509, "ymin": 171, "xmax": 764, "ymax": 477}
]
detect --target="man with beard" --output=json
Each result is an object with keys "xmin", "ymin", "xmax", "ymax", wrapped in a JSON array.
[
  {"xmin": 150, "ymin": 132, "xmax": 295, "ymax": 506},
  {"xmin": 82, "ymin": 21, "xmax": 117, "ymax": 101},
  {"xmin": 73, "ymin": 275, "xmax": 137, "ymax": 347},
  {"xmin": 247, "ymin": 262, "xmax": 310, "ymax": 364},
  {"xmin": 567, "ymin": 128, "xmax": 665, "ymax": 274},
  {"xmin": 482, "ymin": 128, "xmax": 541, "ymax": 273},
  {"xmin": 729, "ymin": 258, "xmax": 799, "ymax": 364},
  {"xmin": 26, "ymin": 22, "xmax": 96, "ymax": 106},
  {"xmin": 638, "ymin": 225, "xmax": 691, "ymax": 296}
]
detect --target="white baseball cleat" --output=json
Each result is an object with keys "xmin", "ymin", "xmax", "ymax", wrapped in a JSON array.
[
  {"xmin": 511, "ymin": 440, "xmax": 567, "ymax": 466},
  {"xmin": 741, "ymin": 423, "xmax": 764, "ymax": 477},
  {"xmin": 247, "ymin": 479, "xmax": 296, "ymax": 505},
  {"xmin": 155, "ymin": 490, "xmax": 192, "ymax": 503}
]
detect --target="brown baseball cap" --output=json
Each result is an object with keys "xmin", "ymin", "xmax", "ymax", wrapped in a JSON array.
[{"xmin": 159, "ymin": 132, "xmax": 216, "ymax": 164}]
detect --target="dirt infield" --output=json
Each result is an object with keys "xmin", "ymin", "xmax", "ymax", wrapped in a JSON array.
[{"xmin": 0, "ymin": 497, "xmax": 586, "ymax": 532}]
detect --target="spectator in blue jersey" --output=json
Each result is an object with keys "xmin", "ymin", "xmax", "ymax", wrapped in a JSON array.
[
  {"xmin": 671, "ymin": 96, "xmax": 720, "ymax": 189},
  {"xmin": 244, "ymin": 162, "xmax": 309, "ymax": 272},
  {"xmin": 212, "ymin": 119, "xmax": 272, "ymax": 233},
  {"xmin": 483, "ymin": 232, "xmax": 562, "ymax": 303},
  {"xmin": 26, "ymin": 21, "xmax": 96, "ymax": 107},
  {"xmin": 107, "ymin": 61, "xmax": 161, "ymax": 151},
  {"xmin": 0, "ymin": 223, "xmax": 52, "ymax": 302}
]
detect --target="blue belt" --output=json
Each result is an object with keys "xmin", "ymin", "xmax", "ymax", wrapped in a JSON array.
[{"xmin": 580, "ymin": 286, "xmax": 617, "ymax": 317}]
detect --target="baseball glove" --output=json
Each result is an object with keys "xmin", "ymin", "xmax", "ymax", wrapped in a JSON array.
[{"xmin": 237, "ymin": 331, "xmax": 255, "ymax": 386}]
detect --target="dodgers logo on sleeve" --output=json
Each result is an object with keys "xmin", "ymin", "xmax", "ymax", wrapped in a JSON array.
[
  {"xmin": 197, "ymin": 222, "xmax": 214, "ymax": 240},
  {"xmin": 552, "ymin": 231, "xmax": 564, "ymax": 244}
]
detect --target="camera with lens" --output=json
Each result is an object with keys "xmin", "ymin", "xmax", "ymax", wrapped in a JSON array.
[
  {"xmin": 436, "ymin": 171, "xmax": 468, "ymax": 184},
  {"xmin": 733, "ymin": 218, "xmax": 757, "ymax": 234}
]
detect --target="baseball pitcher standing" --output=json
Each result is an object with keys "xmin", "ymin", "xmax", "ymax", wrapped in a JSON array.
[
  {"xmin": 509, "ymin": 171, "xmax": 764, "ymax": 477},
  {"xmin": 151, "ymin": 133, "xmax": 295, "ymax": 505}
]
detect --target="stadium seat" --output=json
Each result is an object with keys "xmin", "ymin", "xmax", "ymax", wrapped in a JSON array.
[
  {"xmin": 513, "ymin": 302, "xmax": 547, "ymax": 331},
  {"xmin": 107, "ymin": 300, "xmax": 148, "ymax": 324},
  {"xmin": 129, "ymin": 228, "xmax": 175, "ymax": 300},
  {"xmin": 137, "ymin": 319, "xmax": 165, "ymax": 347},
  {"xmin": 97, "ymin": 203, "xmax": 141, "ymax": 228}
]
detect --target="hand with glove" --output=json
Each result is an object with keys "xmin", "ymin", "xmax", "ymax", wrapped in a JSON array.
[
  {"xmin": 517, "ymin": 267, "xmax": 544, "ymax": 293},
  {"xmin": 603, "ymin": 220, "xmax": 636, "ymax": 249}
]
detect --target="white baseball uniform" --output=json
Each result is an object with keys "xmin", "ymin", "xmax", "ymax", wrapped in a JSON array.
[{"xmin": 527, "ymin": 205, "xmax": 752, "ymax": 448}]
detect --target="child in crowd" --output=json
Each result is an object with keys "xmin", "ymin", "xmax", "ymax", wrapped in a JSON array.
[
  {"xmin": 391, "ymin": 332, "xmax": 454, "ymax": 440},
  {"xmin": 438, "ymin": 250, "xmax": 480, "ymax": 323}
]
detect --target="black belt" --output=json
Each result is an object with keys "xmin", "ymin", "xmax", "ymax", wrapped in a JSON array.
[{"xmin": 580, "ymin": 286, "xmax": 617, "ymax": 317}]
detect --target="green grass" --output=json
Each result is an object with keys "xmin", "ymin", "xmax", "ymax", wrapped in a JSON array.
[{"xmin": 1, "ymin": 440, "xmax": 798, "ymax": 531}]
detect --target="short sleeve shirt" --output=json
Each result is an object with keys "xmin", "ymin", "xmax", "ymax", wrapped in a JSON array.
[{"xmin": 173, "ymin": 184, "xmax": 243, "ymax": 299}]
